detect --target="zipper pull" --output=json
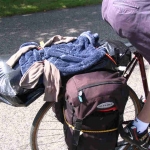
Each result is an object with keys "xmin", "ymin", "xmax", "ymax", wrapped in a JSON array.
[{"xmin": 78, "ymin": 90, "xmax": 83, "ymax": 102}]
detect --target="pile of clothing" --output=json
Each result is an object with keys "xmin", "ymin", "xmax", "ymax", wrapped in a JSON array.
[{"xmin": 4, "ymin": 31, "xmax": 108, "ymax": 102}]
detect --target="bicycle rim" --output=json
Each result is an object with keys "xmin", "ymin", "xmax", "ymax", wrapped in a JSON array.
[
  {"xmin": 30, "ymin": 101, "xmax": 68, "ymax": 150},
  {"xmin": 117, "ymin": 86, "xmax": 142, "ymax": 150}
]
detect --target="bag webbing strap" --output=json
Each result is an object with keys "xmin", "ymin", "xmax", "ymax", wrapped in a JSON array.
[{"xmin": 72, "ymin": 119, "xmax": 83, "ymax": 150}]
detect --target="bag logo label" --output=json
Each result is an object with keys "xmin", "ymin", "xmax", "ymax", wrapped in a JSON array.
[{"xmin": 97, "ymin": 102, "xmax": 114, "ymax": 109}]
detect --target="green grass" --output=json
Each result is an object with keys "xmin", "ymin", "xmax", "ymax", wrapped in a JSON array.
[{"xmin": 0, "ymin": 0, "xmax": 102, "ymax": 17}]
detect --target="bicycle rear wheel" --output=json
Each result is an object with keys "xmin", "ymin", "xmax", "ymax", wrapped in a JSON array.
[
  {"xmin": 30, "ymin": 86, "xmax": 141, "ymax": 150},
  {"xmin": 30, "ymin": 101, "xmax": 68, "ymax": 150}
]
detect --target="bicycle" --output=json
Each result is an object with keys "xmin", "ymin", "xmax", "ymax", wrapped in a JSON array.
[{"xmin": 30, "ymin": 42, "xmax": 149, "ymax": 150}]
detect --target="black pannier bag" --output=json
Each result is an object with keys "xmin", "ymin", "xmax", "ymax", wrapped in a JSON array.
[
  {"xmin": 0, "ymin": 54, "xmax": 44, "ymax": 107},
  {"xmin": 63, "ymin": 71, "xmax": 129, "ymax": 150}
]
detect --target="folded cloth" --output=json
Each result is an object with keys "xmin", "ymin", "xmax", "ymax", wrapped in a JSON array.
[
  {"xmin": 20, "ymin": 60, "xmax": 61, "ymax": 102},
  {"xmin": 43, "ymin": 35, "xmax": 77, "ymax": 47}
]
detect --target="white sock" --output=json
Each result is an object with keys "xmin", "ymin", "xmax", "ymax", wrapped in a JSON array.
[{"xmin": 132, "ymin": 117, "xmax": 149, "ymax": 133}]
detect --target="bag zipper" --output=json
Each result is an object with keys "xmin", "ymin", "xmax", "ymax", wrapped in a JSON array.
[{"xmin": 78, "ymin": 81, "xmax": 122, "ymax": 102}]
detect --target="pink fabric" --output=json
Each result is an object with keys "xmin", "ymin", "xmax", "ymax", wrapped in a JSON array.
[
  {"xmin": 20, "ymin": 60, "xmax": 61, "ymax": 102},
  {"xmin": 43, "ymin": 35, "xmax": 77, "ymax": 47}
]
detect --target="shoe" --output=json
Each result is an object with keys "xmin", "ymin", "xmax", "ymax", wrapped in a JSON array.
[{"xmin": 122, "ymin": 122, "xmax": 150, "ymax": 150}]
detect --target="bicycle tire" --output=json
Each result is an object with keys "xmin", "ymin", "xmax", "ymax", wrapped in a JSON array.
[{"xmin": 30, "ymin": 86, "xmax": 141, "ymax": 150}]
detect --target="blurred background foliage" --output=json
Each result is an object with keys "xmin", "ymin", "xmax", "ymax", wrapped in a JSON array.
[{"xmin": 0, "ymin": 0, "xmax": 102, "ymax": 17}]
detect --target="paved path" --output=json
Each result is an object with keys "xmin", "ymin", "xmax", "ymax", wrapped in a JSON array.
[{"xmin": 0, "ymin": 4, "xmax": 149, "ymax": 150}]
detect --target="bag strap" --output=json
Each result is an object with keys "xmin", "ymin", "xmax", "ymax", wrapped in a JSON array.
[
  {"xmin": 72, "ymin": 119, "xmax": 83, "ymax": 150},
  {"xmin": 118, "ymin": 113, "xmax": 126, "ymax": 137}
]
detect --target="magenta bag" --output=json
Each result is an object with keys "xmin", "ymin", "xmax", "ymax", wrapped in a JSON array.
[{"xmin": 63, "ymin": 71, "xmax": 129, "ymax": 150}]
